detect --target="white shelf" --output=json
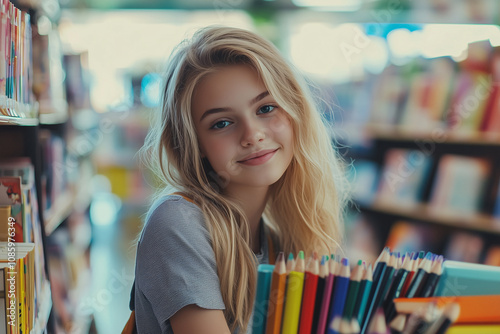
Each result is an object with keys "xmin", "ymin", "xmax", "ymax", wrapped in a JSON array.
[{"xmin": 0, "ymin": 115, "xmax": 39, "ymax": 126}]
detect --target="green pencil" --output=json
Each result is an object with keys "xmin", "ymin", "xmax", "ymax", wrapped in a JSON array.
[
  {"xmin": 342, "ymin": 260, "xmax": 363, "ymax": 321},
  {"xmin": 353, "ymin": 263, "xmax": 373, "ymax": 327}
]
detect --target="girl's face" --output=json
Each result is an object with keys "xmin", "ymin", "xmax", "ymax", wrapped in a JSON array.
[{"xmin": 192, "ymin": 64, "xmax": 294, "ymax": 194}]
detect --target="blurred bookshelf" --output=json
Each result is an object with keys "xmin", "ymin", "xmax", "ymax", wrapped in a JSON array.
[
  {"xmin": 343, "ymin": 38, "xmax": 500, "ymax": 266},
  {"xmin": 0, "ymin": 0, "xmax": 96, "ymax": 332}
]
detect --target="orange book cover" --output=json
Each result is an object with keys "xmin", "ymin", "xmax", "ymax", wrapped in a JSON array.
[{"xmin": 394, "ymin": 295, "xmax": 500, "ymax": 324}]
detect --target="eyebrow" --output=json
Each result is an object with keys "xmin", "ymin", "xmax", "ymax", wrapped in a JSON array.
[{"xmin": 199, "ymin": 91, "xmax": 270, "ymax": 122}]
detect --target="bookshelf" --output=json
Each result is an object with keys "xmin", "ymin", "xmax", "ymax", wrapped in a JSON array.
[
  {"xmin": 0, "ymin": 1, "xmax": 95, "ymax": 333},
  {"xmin": 339, "ymin": 33, "xmax": 500, "ymax": 264},
  {"xmin": 357, "ymin": 201, "xmax": 500, "ymax": 236},
  {"xmin": 365, "ymin": 124, "xmax": 500, "ymax": 147}
]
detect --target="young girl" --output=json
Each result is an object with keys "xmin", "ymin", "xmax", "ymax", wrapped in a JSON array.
[{"xmin": 129, "ymin": 25, "xmax": 349, "ymax": 334}]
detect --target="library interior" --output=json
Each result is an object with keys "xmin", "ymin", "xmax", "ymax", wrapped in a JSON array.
[{"xmin": 1, "ymin": 0, "xmax": 500, "ymax": 333}]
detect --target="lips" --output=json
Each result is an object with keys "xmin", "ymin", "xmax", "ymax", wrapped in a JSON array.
[{"xmin": 238, "ymin": 148, "xmax": 279, "ymax": 162}]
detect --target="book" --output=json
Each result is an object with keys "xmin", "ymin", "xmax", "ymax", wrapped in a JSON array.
[
  {"xmin": 433, "ymin": 260, "xmax": 500, "ymax": 296},
  {"xmin": 375, "ymin": 149, "xmax": 432, "ymax": 208},
  {"xmin": 484, "ymin": 246, "xmax": 500, "ymax": 266},
  {"xmin": 400, "ymin": 57, "xmax": 455, "ymax": 131},
  {"xmin": 429, "ymin": 155, "xmax": 491, "ymax": 216},
  {"xmin": 443, "ymin": 232, "xmax": 484, "ymax": 263},
  {"xmin": 349, "ymin": 160, "xmax": 379, "ymax": 206},
  {"xmin": 393, "ymin": 295, "xmax": 500, "ymax": 324},
  {"xmin": 0, "ymin": 177, "xmax": 23, "ymax": 242},
  {"xmin": 385, "ymin": 221, "xmax": 440, "ymax": 255}
]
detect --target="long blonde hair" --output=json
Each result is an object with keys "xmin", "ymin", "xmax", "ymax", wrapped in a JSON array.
[{"xmin": 140, "ymin": 25, "xmax": 350, "ymax": 331}]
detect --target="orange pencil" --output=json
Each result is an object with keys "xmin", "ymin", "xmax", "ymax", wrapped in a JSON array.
[
  {"xmin": 265, "ymin": 252, "xmax": 287, "ymax": 334},
  {"xmin": 298, "ymin": 254, "xmax": 319, "ymax": 334}
]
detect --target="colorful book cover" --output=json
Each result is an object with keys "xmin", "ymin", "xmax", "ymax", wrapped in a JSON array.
[
  {"xmin": 443, "ymin": 231, "xmax": 484, "ymax": 263},
  {"xmin": 484, "ymin": 246, "xmax": 500, "ymax": 266},
  {"xmin": 429, "ymin": 155, "xmax": 491, "ymax": 215},
  {"xmin": 400, "ymin": 57, "xmax": 455, "ymax": 130},
  {"xmin": 0, "ymin": 177, "xmax": 23, "ymax": 242},
  {"xmin": 385, "ymin": 220, "xmax": 440, "ymax": 255},
  {"xmin": 447, "ymin": 71, "xmax": 492, "ymax": 134},
  {"xmin": 349, "ymin": 160, "xmax": 379, "ymax": 206},
  {"xmin": 369, "ymin": 64, "xmax": 407, "ymax": 126},
  {"xmin": 375, "ymin": 149, "xmax": 432, "ymax": 208}
]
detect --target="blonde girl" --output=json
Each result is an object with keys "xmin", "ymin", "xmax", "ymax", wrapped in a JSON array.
[{"xmin": 129, "ymin": 25, "xmax": 349, "ymax": 334}]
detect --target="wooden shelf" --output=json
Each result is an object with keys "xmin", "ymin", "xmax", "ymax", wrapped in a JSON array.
[
  {"xmin": 30, "ymin": 280, "xmax": 52, "ymax": 334},
  {"xmin": 357, "ymin": 200, "xmax": 500, "ymax": 236},
  {"xmin": 365, "ymin": 124, "xmax": 500, "ymax": 146},
  {"xmin": 0, "ymin": 115, "xmax": 39, "ymax": 126}
]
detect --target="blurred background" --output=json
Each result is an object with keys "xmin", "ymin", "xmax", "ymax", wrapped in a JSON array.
[{"xmin": 1, "ymin": 0, "xmax": 500, "ymax": 333}]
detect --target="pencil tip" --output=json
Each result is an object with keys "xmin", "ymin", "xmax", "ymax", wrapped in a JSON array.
[{"xmin": 298, "ymin": 250, "xmax": 304, "ymax": 260}]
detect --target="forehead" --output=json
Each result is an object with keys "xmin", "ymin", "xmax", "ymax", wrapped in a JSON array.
[{"xmin": 191, "ymin": 65, "xmax": 267, "ymax": 117}]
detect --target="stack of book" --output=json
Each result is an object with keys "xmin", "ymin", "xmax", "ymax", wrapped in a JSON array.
[
  {"xmin": 252, "ymin": 247, "xmax": 500, "ymax": 334},
  {"xmin": 0, "ymin": 0, "xmax": 35, "ymax": 118},
  {"xmin": 0, "ymin": 158, "xmax": 48, "ymax": 334}
]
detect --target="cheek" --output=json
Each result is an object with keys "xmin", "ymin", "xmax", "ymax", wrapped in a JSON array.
[
  {"xmin": 204, "ymin": 139, "xmax": 234, "ymax": 167},
  {"xmin": 270, "ymin": 114, "xmax": 294, "ymax": 147}
]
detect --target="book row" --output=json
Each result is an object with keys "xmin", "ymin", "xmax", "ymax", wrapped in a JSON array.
[
  {"xmin": 0, "ymin": 0, "xmax": 34, "ymax": 117},
  {"xmin": 369, "ymin": 40, "xmax": 500, "ymax": 135},
  {"xmin": 352, "ymin": 150, "xmax": 499, "ymax": 218}
]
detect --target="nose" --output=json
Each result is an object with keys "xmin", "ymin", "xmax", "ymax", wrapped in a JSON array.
[{"xmin": 241, "ymin": 118, "xmax": 265, "ymax": 147}]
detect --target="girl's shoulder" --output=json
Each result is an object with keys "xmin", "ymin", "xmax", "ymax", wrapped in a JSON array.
[{"xmin": 139, "ymin": 194, "xmax": 206, "ymax": 243}]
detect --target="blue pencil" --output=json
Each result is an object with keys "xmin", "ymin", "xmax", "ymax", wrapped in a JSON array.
[
  {"xmin": 252, "ymin": 264, "xmax": 274, "ymax": 334},
  {"xmin": 327, "ymin": 258, "xmax": 350, "ymax": 334},
  {"xmin": 360, "ymin": 249, "xmax": 390, "ymax": 334}
]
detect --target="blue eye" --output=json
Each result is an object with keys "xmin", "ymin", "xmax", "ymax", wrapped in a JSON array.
[
  {"xmin": 258, "ymin": 105, "xmax": 276, "ymax": 114},
  {"xmin": 210, "ymin": 120, "xmax": 231, "ymax": 130}
]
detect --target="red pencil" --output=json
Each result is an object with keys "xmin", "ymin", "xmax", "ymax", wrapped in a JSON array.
[
  {"xmin": 298, "ymin": 254, "xmax": 319, "ymax": 334},
  {"xmin": 401, "ymin": 252, "xmax": 417, "ymax": 297}
]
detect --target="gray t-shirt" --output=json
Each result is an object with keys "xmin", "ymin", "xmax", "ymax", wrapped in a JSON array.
[{"xmin": 133, "ymin": 194, "xmax": 269, "ymax": 334}]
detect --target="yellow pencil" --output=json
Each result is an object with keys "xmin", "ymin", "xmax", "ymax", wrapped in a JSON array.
[{"xmin": 281, "ymin": 250, "xmax": 305, "ymax": 334}]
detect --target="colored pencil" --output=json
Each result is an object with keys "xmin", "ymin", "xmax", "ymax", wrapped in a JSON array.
[
  {"xmin": 401, "ymin": 300, "xmax": 437, "ymax": 334},
  {"xmin": 384, "ymin": 253, "xmax": 412, "ymax": 321},
  {"xmin": 342, "ymin": 260, "xmax": 363, "ymax": 321},
  {"xmin": 389, "ymin": 314, "xmax": 406, "ymax": 334},
  {"xmin": 419, "ymin": 256, "xmax": 443, "ymax": 298},
  {"xmin": 377, "ymin": 253, "xmax": 397, "ymax": 306},
  {"xmin": 405, "ymin": 252, "xmax": 433, "ymax": 298},
  {"xmin": 316, "ymin": 255, "xmax": 337, "ymax": 334},
  {"xmin": 281, "ymin": 251, "xmax": 305, "ymax": 334},
  {"xmin": 252, "ymin": 264, "xmax": 274, "ymax": 334},
  {"xmin": 311, "ymin": 255, "xmax": 328, "ymax": 334},
  {"xmin": 353, "ymin": 264, "xmax": 373, "ymax": 328},
  {"xmin": 327, "ymin": 258, "xmax": 350, "ymax": 334},
  {"xmin": 298, "ymin": 254, "xmax": 319, "ymax": 334},
  {"xmin": 401, "ymin": 252, "xmax": 418, "ymax": 297},
  {"xmin": 367, "ymin": 308, "xmax": 389, "ymax": 334},
  {"xmin": 286, "ymin": 252, "xmax": 296, "ymax": 274},
  {"xmin": 360, "ymin": 249, "xmax": 390, "ymax": 334},
  {"xmin": 265, "ymin": 252, "xmax": 287, "ymax": 334}
]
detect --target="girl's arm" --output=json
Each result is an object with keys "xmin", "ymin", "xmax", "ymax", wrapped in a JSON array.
[{"xmin": 170, "ymin": 305, "xmax": 231, "ymax": 334}]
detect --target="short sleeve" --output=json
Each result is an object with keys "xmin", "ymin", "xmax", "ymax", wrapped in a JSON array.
[{"xmin": 134, "ymin": 196, "xmax": 225, "ymax": 333}]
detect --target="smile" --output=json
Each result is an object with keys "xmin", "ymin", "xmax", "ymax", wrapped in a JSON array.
[{"xmin": 237, "ymin": 149, "xmax": 279, "ymax": 166}]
